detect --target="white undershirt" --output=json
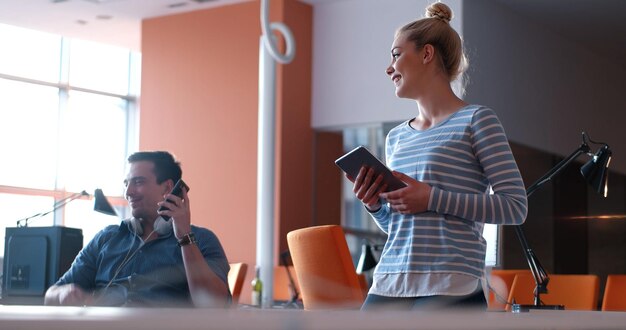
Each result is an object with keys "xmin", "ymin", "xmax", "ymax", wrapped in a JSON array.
[{"xmin": 369, "ymin": 272, "xmax": 482, "ymax": 298}]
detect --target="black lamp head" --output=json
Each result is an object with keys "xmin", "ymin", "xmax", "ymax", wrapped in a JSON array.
[
  {"xmin": 94, "ymin": 188, "xmax": 117, "ymax": 216},
  {"xmin": 580, "ymin": 144, "xmax": 612, "ymax": 198},
  {"xmin": 356, "ymin": 243, "xmax": 378, "ymax": 274}
]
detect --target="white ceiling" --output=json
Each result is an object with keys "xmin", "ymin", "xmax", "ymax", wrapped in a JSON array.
[
  {"xmin": 0, "ymin": 0, "xmax": 624, "ymax": 60},
  {"xmin": 0, "ymin": 0, "xmax": 252, "ymax": 51}
]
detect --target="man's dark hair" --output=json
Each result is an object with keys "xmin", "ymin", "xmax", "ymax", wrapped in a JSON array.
[{"xmin": 127, "ymin": 151, "xmax": 182, "ymax": 184}]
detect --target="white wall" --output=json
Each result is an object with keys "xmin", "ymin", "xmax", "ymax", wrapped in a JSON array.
[
  {"xmin": 463, "ymin": 0, "xmax": 626, "ymax": 175},
  {"xmin": 310, "ymin": 0, "xmax": 463, "ymax": 130}
]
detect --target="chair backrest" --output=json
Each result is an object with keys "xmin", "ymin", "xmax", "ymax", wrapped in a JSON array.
[
  {"xmin": 287, "ymin": 225, "xmax": 364, "ymax": 310},
  {"xmin": 356, "ymin": 273, "xmax": 369, "ymax": 298},
  {"xmin": 602, "ymin": 274, "xmax": 626, "ymax": 311},
  {"xmin": 508, "ymin": 273, "xmax": 599, "ymax": 311},
  {"xmin": 273, "ymin": 265, "xmax": 301, "ymax": 302},
  {"xmin": 227, "ymin": 262, "xmax": 248, "ymax": 304},
  {"xmin": 488, "ymin": 269, "xmax": 530, "ymax": 311}
]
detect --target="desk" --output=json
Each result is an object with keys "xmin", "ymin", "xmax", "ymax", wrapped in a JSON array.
[{"xmin": 1, "ymin": 305, "xmax": 625, "ymax": 329}]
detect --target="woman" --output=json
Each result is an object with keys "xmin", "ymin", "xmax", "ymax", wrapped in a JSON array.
[{"xmin": 352, "ymin": 2, "xmax": 527, "ymax": 311}]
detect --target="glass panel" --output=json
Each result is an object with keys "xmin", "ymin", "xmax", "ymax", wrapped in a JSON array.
[
  {"xmin": 0, "ymin": 193, "xmax": 54, "ymax": 255},
  {"xmin": 342, "ymin": 125, "xmax": 386, "ymax": 234},
  {"xmin": 483, "ymin": 224, "xmax": 498, "ymax": 266},
  {"xmin": 0, "ymin": 23, "xmax": 61, "ymax": 82},
  {"xmin": 341, "ymin": 125, "xmax": 387, "ymax": 262},
  {"xmin": 0, "ymin": 79, "xmax": 59, "ymax": 190},
  {"xmin": 59, "ymin": 91, "xmax": 128, "ymax": 196},
  {"xmin": 64, "ymin": 199, "xmax": 121, "ymax": 247},
  {"xmin": 68, "ymin": 39, "xmax": 130, "ymax": 95}
]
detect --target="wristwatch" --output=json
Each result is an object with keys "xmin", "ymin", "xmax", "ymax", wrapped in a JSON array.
[{"xmin": 177, "ymin": 232, "xmax": 197, "ymax": 247}]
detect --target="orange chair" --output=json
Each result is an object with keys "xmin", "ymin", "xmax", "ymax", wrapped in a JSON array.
[
  {"xmin": 602, "ymin": 274, "xmax": 626, "ymax": 311},
  {"xmin": 357, "ymin": 273, "xmax": 369, "ymax": 297},
  {"xmin": 508, "ymin": 273, "xmax": 599, "ymax": 311},
  {"xmin": 488, "ymin": 269, "xmax": 530, "ymax": 311},
  {"xmin": 287, "ymin": 225, "xmax": 364, "ymax": 310},
  {"xmin": 227, "ymin": 262, "xmax": 248, "ymax": 304}
]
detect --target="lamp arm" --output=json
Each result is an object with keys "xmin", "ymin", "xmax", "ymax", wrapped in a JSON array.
[
  {"xmin": 16, "ymin": 190, "xmax": 88, "ymax": 227},
  {"xmin": 514, "ymin": 225, "xmax": 549, "ymax": 305},
  {"xmin": 516, "ymin": 143, "xmax": 590, "ymax": 306},
  {"xmin": 526, "ymin": 144, "xmax": 590, "ymax": 197}
]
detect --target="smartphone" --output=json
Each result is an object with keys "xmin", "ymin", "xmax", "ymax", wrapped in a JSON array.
[
  {"xmin": 335, "ymin": 146, "xmax": 406, "ymax": 192},
  {"xmin": 157, "ymin": 179, "xmax": 190, "ymax": 220}
]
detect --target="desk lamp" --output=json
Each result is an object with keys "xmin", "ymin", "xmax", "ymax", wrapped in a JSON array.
[
  {"xmin": 93, "ymin": 188, "xmax": 117, "ymax": 216},
  {"xmin": 512, "ymin": 131, "xmax": 611, "ymax": 312},
  {"xmin": 16, "ymin": 188, "xmax": 117, "ymax": 227}
]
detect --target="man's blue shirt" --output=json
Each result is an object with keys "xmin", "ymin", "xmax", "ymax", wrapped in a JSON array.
[{"xmin": 56, "ymin": 221, "xmax": 230, "ymax": 307}]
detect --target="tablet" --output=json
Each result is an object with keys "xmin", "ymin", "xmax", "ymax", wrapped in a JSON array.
[{"xmin": 335, "ymin": 146, "xmax": 406, "ymax": 192}]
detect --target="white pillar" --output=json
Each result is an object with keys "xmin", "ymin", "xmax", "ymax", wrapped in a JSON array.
[
  {"xmin": 256, "ymin": 36, "xmax": 276, "ymax": 309},
  {"xmin": 256, "ymin": 0, "xmax": 295, "ymax": 308}
]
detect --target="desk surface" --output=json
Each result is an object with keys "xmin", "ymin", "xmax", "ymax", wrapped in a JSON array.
[{"xmin": 1, "ymin": 305, "xmax": 625, "ymax": 330}]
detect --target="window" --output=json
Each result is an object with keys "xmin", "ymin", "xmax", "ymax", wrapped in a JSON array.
[
  {"xmin": 0, "ymin": 23, "xmax": 140, "ymax": 256},
  {"xmin": 68, "ymin": 39, "xmax": 131, "ymax": 95},
  {"xmin": 0, "ymin": 24, "xmax": 61, "ymax": 82},
  {"xmin": 0, "ymin": 80, "xmax": 59, "ymax": 190},
  {"xmin": 61, "ymin": 91, "xmax": 130, "ymax": 194}
]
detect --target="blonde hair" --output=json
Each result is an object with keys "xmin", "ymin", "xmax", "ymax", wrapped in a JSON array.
[{"xmin": 396, "ymin": 2, "xmax": 468, "ymax": 82}]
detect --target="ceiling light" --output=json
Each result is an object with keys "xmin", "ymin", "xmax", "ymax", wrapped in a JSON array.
[{"xmin": 168, "ymin": 2, "xmax": 188, "ymax": 8}]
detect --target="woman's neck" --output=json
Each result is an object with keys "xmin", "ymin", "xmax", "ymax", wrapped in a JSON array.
[{"xmin": 412, "ymin": 81, "xmax": 467, "ymax": 130}]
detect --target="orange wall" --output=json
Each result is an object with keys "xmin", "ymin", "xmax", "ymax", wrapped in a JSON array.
[{"xmin": 140, "ymin": 1, "xmax": 313, "ymax": 303}]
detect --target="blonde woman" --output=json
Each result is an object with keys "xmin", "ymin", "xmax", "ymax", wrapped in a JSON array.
[{"xmin": 351, "ymin": 2, "xmax": 527, "ymax": 311}]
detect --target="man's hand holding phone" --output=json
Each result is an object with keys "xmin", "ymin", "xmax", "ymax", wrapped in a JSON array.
[{"xmin": 157, "ymin": 179, "xmax": 191, "ymax": 237}]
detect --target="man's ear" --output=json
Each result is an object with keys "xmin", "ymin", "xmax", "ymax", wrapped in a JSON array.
[{"xmin": 422, "ymin": 44, "xmax": 436, "ymax": 64}]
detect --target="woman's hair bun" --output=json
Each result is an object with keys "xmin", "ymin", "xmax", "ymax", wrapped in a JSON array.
[{"xmin": 426, "ymin": 2, "xmax": 453, "ymax": 23}]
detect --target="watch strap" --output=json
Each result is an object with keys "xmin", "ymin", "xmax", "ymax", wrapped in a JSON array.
[{"xmin": 177, "ymin": 232, "xmax": 197, "ymax": 247}]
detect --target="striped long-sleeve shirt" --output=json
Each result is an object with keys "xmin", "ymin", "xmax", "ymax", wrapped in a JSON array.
[{"xmin": 370, "ymin": 105, "xmax": 527, "ymax": 288}]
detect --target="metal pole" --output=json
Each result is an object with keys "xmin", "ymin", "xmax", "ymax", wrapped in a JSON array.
[
  {"xmin": 256, "ymin": 0, "xmax": 295, "ymax": 308},
  {"xmin": 256, "ymin": 36, "xmax": 276, "ymax": 309}
]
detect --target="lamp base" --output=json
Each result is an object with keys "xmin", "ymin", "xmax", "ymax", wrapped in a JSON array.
[{"xmin": 512, "ymin": 304, "xmax": 565, "ymax": 313}]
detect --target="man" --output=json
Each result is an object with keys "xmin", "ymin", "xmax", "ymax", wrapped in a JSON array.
[{"xmin": 44, "ymin": 151, "xmax": 231, "ymax": 307}]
